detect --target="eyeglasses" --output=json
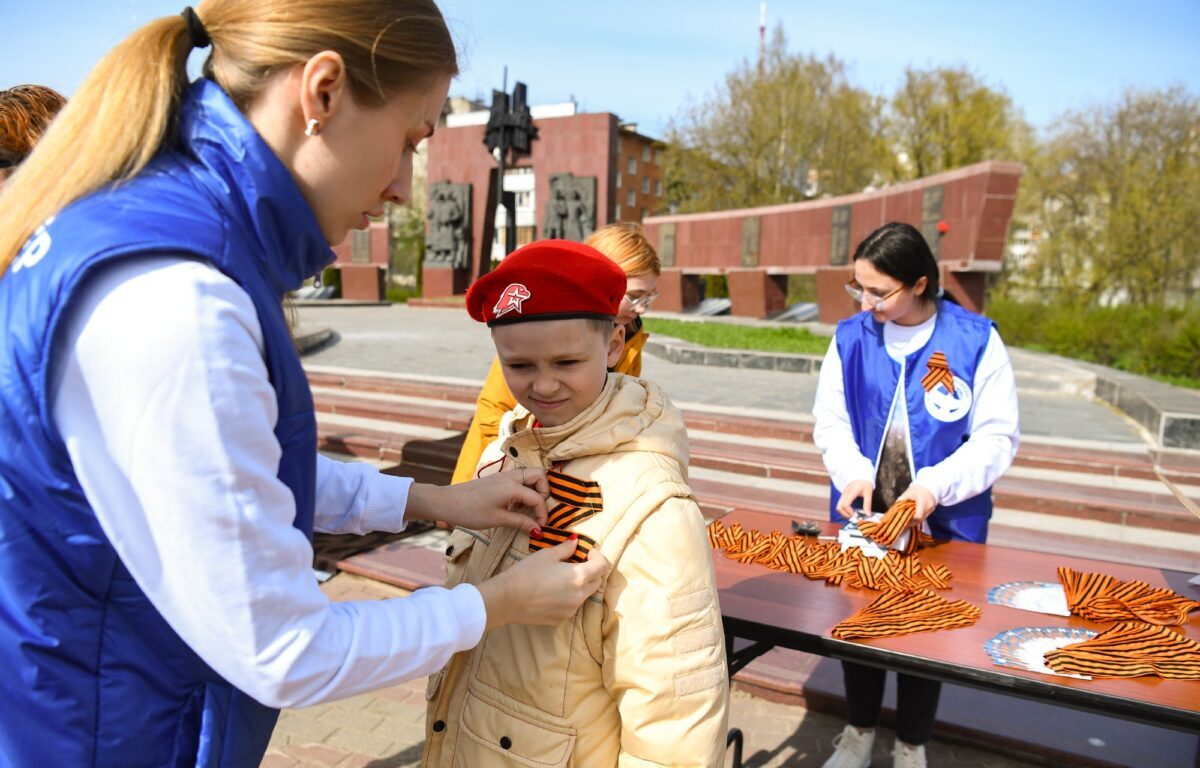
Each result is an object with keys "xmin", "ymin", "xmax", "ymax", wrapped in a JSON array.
[
  {"xmin": 626, "ymin": 290, "xmax": 659, "ymax": 311},
  {"xmin": 844, "ymin": 281, "xmax": 905, "ymax": 311}
]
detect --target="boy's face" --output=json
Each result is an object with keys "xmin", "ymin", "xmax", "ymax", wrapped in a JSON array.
[{"xmin": 493, "ymin": 319, "xmax": 624, "ymax": 428}]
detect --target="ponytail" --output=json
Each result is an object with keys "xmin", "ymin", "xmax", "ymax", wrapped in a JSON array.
[
  {"xmin": 0, "ymin": 14, "xmax": 193, "ymax": 277},
  {"xmin": 0, "ymin": 0, "xmax": 458, "ymax": 280}
]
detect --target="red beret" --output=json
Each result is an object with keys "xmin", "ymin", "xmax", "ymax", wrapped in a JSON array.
[{"xmin": 466, "ymin": 240, "xmax": 626, "ymax": 326}]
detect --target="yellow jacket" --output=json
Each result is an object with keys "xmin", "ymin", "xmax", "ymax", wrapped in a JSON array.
[
  {"xmin": 451, "ymin": 323, "xmax": 648, "ymax": 484},
  {"xmin": 423, "ymin": 375, "xmax": 729, "ymax": 768}
]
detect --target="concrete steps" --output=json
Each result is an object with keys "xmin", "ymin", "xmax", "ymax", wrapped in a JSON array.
[
  {"xmin": 309, "ymin": 365, "xmax": 1200, "ymax": 481},
  {"xmin": 306, "ymin": 365, "xmax": 1200, "ymax": 572}
]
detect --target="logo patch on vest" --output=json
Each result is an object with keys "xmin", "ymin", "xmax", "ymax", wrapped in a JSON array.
[
  {"xmin": 493, "ymin": 283, "xmax": 531, "ymax": 319},
  {"xmin": 11, "ymin": 216, "xmax": 56, "ymax": 275},
  {"xmin": 921, "ymin": 352, "xmax": 972, "ymax": 422}
]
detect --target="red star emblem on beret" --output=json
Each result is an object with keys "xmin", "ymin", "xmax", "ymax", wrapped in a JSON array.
[{"xmin": 493, "ymin": 283, "xmax": 532, "ymax": 319}]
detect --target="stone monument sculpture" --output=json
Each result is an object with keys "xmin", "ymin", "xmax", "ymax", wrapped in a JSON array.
[
  {"xmin": 543, "ymin": 173, "xmax": 595, "ymax": 242},
  {"xmin": 425, "ymin": 181, "xmax": 471, "ymax": 270}
]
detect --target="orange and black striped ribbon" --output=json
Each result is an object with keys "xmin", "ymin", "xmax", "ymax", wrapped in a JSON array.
[
  {"xmin": 854, "ymin": 499, "xmax": 935, "ymax": 555},
  {"xmin": 547, "ymin": 470, "xmax": 604, "ymax": 510},
  {"xmin": 831, "ymin": 589, "xmax": 981, "ymax": 640},
  {"xmin": 1057, "ymin": 567, "xmax": 1200, "ymax": 626},
  {"xmin": 547, "ymin": 503, "xmax": 597, "ymax": 530},
  {"xmin": 528, "ymin": 527, "xmax": 596, "ymax": 563},
  {"xmin": 921, "ymin": 351, "xmax": 955, "ymax": 394},
  {"xmin": 707, "ymin": 520, "xmax": 952, "ymax": 593},
  {"xmin": 1044, "ymin": 621, "xmax": 1200, "ymax": 680},
  {"xmin": 526, "ymin": 470, "xmax": 603, "ymax": 563},
  {"xmin": 857, "ymin": 499, "xmax": 915, "ymax": 547}
]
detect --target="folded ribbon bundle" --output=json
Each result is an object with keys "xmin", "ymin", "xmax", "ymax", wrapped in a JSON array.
[
  {"xmin": 1057, "ymin": 567, "xmax": 1200, "ymax": 626},
  {"xmin": 1044, "ymin": 621, "xmax": 1200, "ymax": 680},
  {"xmin": 831, "ymin": 589, "xmax": 981, "ymax": 640}
]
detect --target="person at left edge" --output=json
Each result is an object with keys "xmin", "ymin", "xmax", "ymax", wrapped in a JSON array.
[
  {"xmin": 0, "ymin": 84, "xmax": 66, "ymax": 192},
  {"xmin": 0, "ymin": 2, "xmax": 609, "ymax": 766}
]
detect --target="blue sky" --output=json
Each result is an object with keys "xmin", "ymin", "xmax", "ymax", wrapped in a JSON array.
[{"xmin": 3, "ymin": 1, "xmax": 1198, "ymax": 138}]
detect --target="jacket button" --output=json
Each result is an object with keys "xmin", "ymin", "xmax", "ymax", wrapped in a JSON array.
[
  {"xmin": 445, "ymin": 545, "xmax": 454, "ymax": 557},
  {"xmin": 432, "ymin": 720, "xmax": 445, "ymax": 732},
  {"xmin": 500, "ymin": 736, "xmax": 512, "ymax": 750},
  {"xmin": 508, "ymin": 446, "xmax": 518, "ymax": 457}
]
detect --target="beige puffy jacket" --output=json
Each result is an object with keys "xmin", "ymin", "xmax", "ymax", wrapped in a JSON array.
[{"xmin": 422, "ymin": 374, "xmax": 728, "ymax": 767}]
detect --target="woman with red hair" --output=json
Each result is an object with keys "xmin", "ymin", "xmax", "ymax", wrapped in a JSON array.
[{"xmin": 0, "ymin": 84, "xmax": 66, "ymax": 191}]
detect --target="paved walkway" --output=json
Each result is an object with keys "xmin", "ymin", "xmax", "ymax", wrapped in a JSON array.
[
  {"xmin": 296, "ymin": 304, "xmax": 1148, "ymax": 446},
  {"xmin": 264, "ymin": 574, "xmax": 1038, "ymax": 768}
]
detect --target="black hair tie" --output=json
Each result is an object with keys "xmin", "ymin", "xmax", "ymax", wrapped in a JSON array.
[{"xmin": 181, "ymin": 7, "xmax": 211, "ymax": 50}]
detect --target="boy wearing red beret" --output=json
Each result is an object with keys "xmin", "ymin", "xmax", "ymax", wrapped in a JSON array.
[{"xmin": 422, "ymin": 240, "xmax": 729, "ymax": 767}]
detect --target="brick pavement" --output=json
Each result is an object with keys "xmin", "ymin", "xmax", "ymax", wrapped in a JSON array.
[{"xmin": 263, "ymin": 573, "xmax": 1038, "ymax": 768}]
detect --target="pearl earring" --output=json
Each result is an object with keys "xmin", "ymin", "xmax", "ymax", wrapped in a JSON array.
[{"xmin": 304, "ymin": 118, "xmax": 321, "ymax": 137}]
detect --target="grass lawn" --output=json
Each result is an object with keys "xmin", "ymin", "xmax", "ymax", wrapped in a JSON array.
[
  {"xmin": 1019, "ymin": 342, "xmax": 1200, "ymax": 390},
  {"xmin": 643, "ymin": 317, "xmax": 830, "ymax": 356}
]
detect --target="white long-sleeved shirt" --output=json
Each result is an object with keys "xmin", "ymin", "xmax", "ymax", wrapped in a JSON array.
[
  {"xmin": 811, "ymin": 311, "xmax": 1020, "ymax": 508},
  {"xmin": 50, "ymin": 256, "xmax": 485, "ymax": 709}
]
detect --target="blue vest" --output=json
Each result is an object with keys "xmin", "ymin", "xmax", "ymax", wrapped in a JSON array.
[
  {"xmin": 829, "ymin": 301, "xmax": 995, "ymax": 543},
  {"xmin": 0, "ymin": 79, "xmax": 332, "ymax": 766}
]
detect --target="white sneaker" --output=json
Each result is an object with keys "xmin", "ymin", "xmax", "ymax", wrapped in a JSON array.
[
  {"xmin": 892, "ymin": 739, "xmax": 927, "ymax": 768},
  {"xmin": 821, "ymin": 725, "xmax": 875, "ymax": 768}
]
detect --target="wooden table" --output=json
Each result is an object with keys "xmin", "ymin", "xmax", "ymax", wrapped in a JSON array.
[{"xmin": 716, "ymin": 508, "xmax": 1200, "ymax": 733}]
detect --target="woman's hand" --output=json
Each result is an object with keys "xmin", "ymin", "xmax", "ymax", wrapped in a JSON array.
[
  {"xmin": 476, "ymin": 539, "xmax": 610, "ymax": 630},
  {"xmin": 898, "ymin": 483, "xmax": 937, "ymax": 521},
  {"xmin": 407, "ymin": 470, "xmax": 550, "ymax": 534},
  {"xmin": 835, "ymin": 480, "xmax": 874, "ymax": 519}
]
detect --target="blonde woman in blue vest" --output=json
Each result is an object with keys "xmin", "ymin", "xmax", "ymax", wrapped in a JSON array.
[
  {"xmin": 812, "ymin": 222, "xmax": 1020, "ymax": 768},
  {"xmin": 0, "ymin": 3, "xmax": 608, "ymax": 764}
]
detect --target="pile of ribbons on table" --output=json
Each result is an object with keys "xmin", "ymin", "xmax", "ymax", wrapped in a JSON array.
[
  {"xmin": 707, "ymin": 500, "xmax": 980, "ymax": 641},
  {"xmin": 709, "ymin": 503, "xmax": 1200, "ymax": 679},
  {"xmin": 1046, "ymin": 567, "xmax": 1200, "ymax": 680}
]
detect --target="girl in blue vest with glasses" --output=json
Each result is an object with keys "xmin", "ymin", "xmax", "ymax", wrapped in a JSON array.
[
  {"xmin": 0, "ymin": 3, "xmax": 609, "ymax": 765},
  {"xmin": 812, "ymin": 222, "xmax": 1020, "ymax": 768}
]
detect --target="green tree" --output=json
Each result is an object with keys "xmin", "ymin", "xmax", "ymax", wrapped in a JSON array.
[
  {"xmin": 1023, "ymin": 87, "xmax": 1200, "ymax": 307},
  {"xmin": 888, "ymin": 66, "xmax": 1027, "ymax": 180},
  {"xmin": 663, "ymin": 26, "xmax": 887, "ymax": 213}
]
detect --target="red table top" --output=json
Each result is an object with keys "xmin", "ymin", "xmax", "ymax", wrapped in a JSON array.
[{"xmin": 713, "ymin": 508, "xmax": 1200, "ymax": 729}]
